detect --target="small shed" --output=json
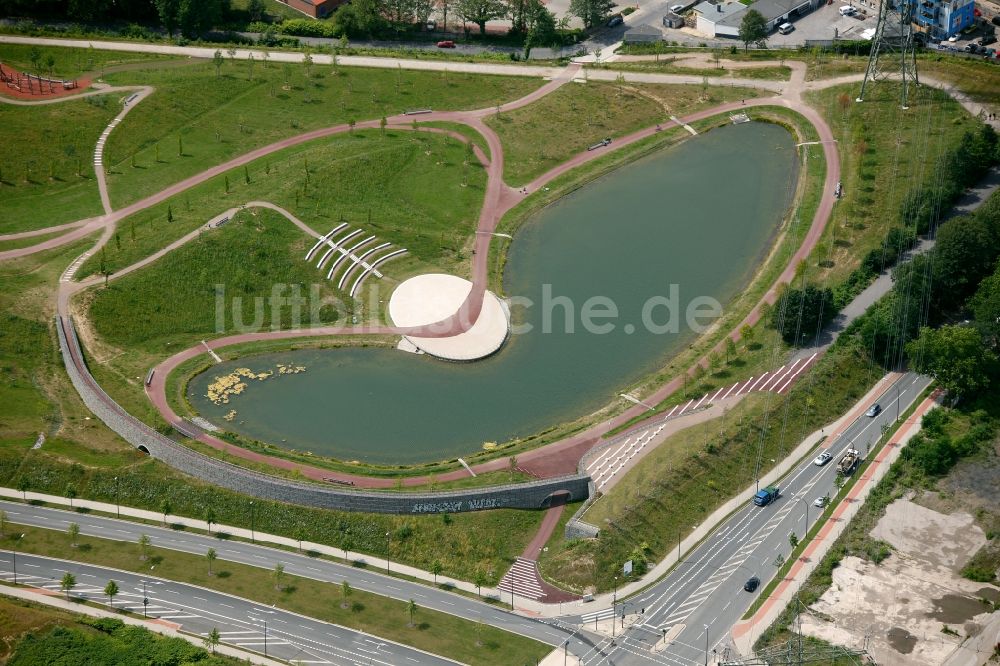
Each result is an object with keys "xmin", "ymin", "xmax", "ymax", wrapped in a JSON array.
[
  {"xmin": 662, "ymin": 11, "xmax": 685, "ymax": 28},
  {"xmin": 624, "ymin": 23, "xmax": 663, "ymax": 43}
]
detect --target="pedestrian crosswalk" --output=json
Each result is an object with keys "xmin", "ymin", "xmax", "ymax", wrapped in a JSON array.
[{"xmin": 497, "ymin": 557, "xmax": 546, "ymax": 602}]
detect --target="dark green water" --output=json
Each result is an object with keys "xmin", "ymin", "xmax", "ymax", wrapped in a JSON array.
[{"xmin": 188, "ymin": 122, "xmax": 798, "ymax": 464}]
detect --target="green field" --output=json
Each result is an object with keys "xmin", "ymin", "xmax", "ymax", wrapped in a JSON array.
[
  {"xmin": 0, "ymin": 595, "xmax": 240, "ymax": 665},
  {"xmin": 4, "ymin": 525, "xmax": 550, "ymax": 666},
  {"xmin": 485, "ymin": 80, "xmax": 770, "ymax": 186},
  {"xmin": 99, "ymin": 58, "xmax": 540, "ymax": 206},
  {"xmin": 0, "ymin": 94, "xmax": 116, "ymax": 233},
  {"xmin": 78, "ymin": 128, "xmax": 484, "ymax": 282},
  {"xmin": 0, "ymin": 43, "xmax": 170, "ymax": 79},
  {"xmin": 593, "ymin": 61, "xmax": 793, "ymax": 80},
  {"xmin": 802, "ymin": 82, "xmax": 973, "ymax": 289}
]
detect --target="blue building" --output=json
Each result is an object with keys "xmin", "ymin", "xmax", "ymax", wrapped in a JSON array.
[{"xmin": 915, "ymin": 0, "xmax": 975, "ymax": 39}]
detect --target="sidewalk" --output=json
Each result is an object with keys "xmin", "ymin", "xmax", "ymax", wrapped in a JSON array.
[
  {"xmin": 729, "ymin": 390, "xmax": 941, "ymax": 656},
  {"xmin": 0, "ymin": 585, "xmax": 285, "ymax": 666}
]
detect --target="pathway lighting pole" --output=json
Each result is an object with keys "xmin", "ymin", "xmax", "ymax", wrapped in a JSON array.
[
  {"xmin": 11, "ymin": 533, "xmax": 24, "ymax": 584},
  {"xmin": 612, "ymin": 576, "xmax": 618, "ymax": 637},
  {"xmin": 249, "ymin": 501, "xmax": 255, "ymax": 543},
  {"xmin": 385, "ymin": 532, "xmax": 391, "ymax": 574},
  {"xmin": 114, "ymin": 476, "xmax": 120, "ymax": 518}
]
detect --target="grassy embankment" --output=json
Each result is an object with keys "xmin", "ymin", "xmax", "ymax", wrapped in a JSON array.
[
  {"xmin": 99, "ymin": 57, "xmax": 541, "ymax": 207},
  {"xmin": 1, "ymin": 525, "xmax": 550, "ymax": 666},
  {"xmin": 484, "ymin": 79, "xmax": 770, "ymax": 186},
  {"xmin": 0, "ymin": 595, "xmax": 240, "ymax": 665},
  {"xmin": 0, "ymin": 43, "xmax": 170, "ymax": 79},
  {"xmin": 0, "ymin": 95, "xmax": 116, "ymax": 233}
]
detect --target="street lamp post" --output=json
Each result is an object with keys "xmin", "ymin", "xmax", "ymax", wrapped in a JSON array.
[
  {"xmin": 563, "ymin": 639, "xmax": 569, "ymax": 666},
  {"xmin": 141, "ymin": 580, "xmax": 148, "ymax": 617},
  {"xmin": 249, "ymin": 501, "xmax": 255, "ymax": 543},
  {"xmin": 11, "ymin": 533, "xmax": 24, "ymax": 584},
  {"xmin": 114, "ymin": 476, "xmax": 120, "ymax": 518},
  {"xmin": 612, "ymin": 576, "xmax": 618, "ymax": 637},
  {"xmin": 704, "ymin": 624, "xmax": 710, "ymax": 666},
  {"xmin": 385, "ymin": 532, "xmax": 391, "ymax": 574}
]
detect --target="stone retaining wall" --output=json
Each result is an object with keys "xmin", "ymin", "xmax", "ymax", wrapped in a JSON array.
[{"xmin": 57, "ymin": 316, "xmax": 590, "ymax": 514}]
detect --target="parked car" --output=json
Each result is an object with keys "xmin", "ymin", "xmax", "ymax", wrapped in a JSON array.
[
  {"xmin": 436, "ymin": 40, "xmax": 456, "ymax": 48},
  {"xmin": 813, "ymin": 451, "xmax": 833, "ymax": 466},
  {"xmin": 980, "ymin": 34, "xmax": 997, "ymax": 46},
  {"xmin": 607, "ymin": 14, "xmax": 624, "ymax": 26},
  {"xmin": 964, "ymin": 42, "xmax": 980, "ymax": 53},
  {"xmin": 744, "ymin": 576, "xmax": 760, "ymax": 592},
  {"xmin": 670, "ymin": 3, "xmax": 685, "ymax": 12},
  {"xmin": 778, "ymin": 22, "xmax": 795, "ymax": 34},
  {"xmin": 839, "ymin": 5, "xmax": 857, "ymax": 16},
  {"xmin": 813, "ymin": 496, "xmax": 828, "ymax": 508},
  {"xmin": 865, "ymin": 403, "xmax": 882, "ymax": 417},
  {"xmin": 948, "ymin": 34, "xmax": 960, "ymax": 42}
]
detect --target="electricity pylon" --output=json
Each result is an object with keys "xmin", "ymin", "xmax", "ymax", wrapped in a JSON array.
[{"xmin": 856, "ymin": 0, "xmax": 920, "ymax": 109}]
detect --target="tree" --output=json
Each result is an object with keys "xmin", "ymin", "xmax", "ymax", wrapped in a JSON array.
[
  {"xmin": 167, "ymin": 205, "xmax": 173, "ymax": 224},
  {"xmin": 568, "ymin": 0, "xmax": 615, "ymax": 28},
  {"xmin": 204, "ymin": 627, "xmax": 221, "ymax": 654},
  {"xmin": 725, "ymin": 337, "xmax": 737, "ymax": 365},
  {"xmin": 64, "ymin": 484, "xmax": 77, "ymax": 508},
  {"xmin": 303, "ymin": 51, "xmax": 314, "ymax": 77},
  {"xmin": 508, "ymin": 455, "xmax": 518, "ymax": 481},
  {"xmin": 204, "ymin": 507, "xmax": 217, "ymax": 534},
  {"xmin": 272, "ymin": 563, "xmax": 285, "ymax": 591},
  {"xmin": 380, "ymin": 115, "xmax": 387, "ymax": 136},
  {"xmin": 473, "ymin": 569, "xmax": 487, "ymax": 598},
  {"xmin": 340, "ymin": 580, "xmax": 352, "ymax": 608},
  {"xmin": 431, "ymin": 560, "xmax": 443, "ymax": 584},
  {"xmin": 206, "ymin": 547, "xmax": 217, "ymax": 575},
  {"xmin": 332, "ymin": 0, "xmax": 389, "ymax": 38},
  {"xmin": 0, "ymin": 509, "xmax": 5, "ymax": 537},
  {"xmin": 104, "ymin": 580, "xmax": 119, "ymax": 608},
  {"xmin": 738, "ymin": 9, "xmax": 768, "ymax": 52},
  {"xmin": 770, "ymin": 284, "xmax": 835, "ymax": 346},
  {"xmin": 160, "ymin": 499, "xmax": 172, "ymax": 526},
  {"xmin": 68, "ymin": 522, "xmax": 80, "ymax": 548},
  {"xmin": 178, "ymin": 0, "xmax": 224, "ymax": 38},
  {"xmin": 970, "ymin": 266, "xmax": 1000, "ymax": 345},
  {"xmin": 407, "ymin": 598, "xmax": 418, "ymax": 627},
  {"xmin": 247, "ymin": 0, "xmax": 266, "ymax": 22},
  {"xmin": 773, "ymin": 553, "xmax": 785, "ymax": 568},
  {"xmin": 788, "ymin": 532, "xmax": 799, "ymax": 549},
  {"xmin": 524, "ymin": 3, "xmax": 558, "ymax": 58},
  {"xmin": 138, "ymin": 533, "xmax": 151, "ymax": 561},
  {"xmin": 740, "ymin": 323, "xmax": 755, "ymax": 349},
  {"xmin": 906, "ymin": 325, "xmax": 996, "ymax": 399},
  {"xmin": 213, "ymin": 49, "xmax": 223, "ymax": 78},
  {"xmin": 17, "ymin": 477, "xmax": 29, "ymax": 501},
  {"xmin": 454, "ymin": 0, "xmax": 507, "ymax": 35},
  {"xmin": 28, "ymin": 46, "xmax": 42, "ymax": 73},
  {"xmin": 60, "ymin": 572, "xmax": 76, "ymax": 599},
  {"xmin": 154, "ymin": 0, "xmax": 180, "ymax": 37},
  {"xmin": 931, "ymin": 215, "xmax": 996, "ymax": 312}
]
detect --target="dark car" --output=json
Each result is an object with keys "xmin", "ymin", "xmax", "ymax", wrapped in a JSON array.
[
  {"xmin": 965, "ymin": 43, "xmax": 980, "ymax": 53},
  {"xmin": 865, "ymin": 404, "xmax": 882, "ymax": 418},
  {"xmin": 607, "ymin": 14, "xmax": 624, "ymax": 27},
  {"xmin": 744, "ymin": 576, "xmax": 760, "ymax": 592},
  {"xmin": 436, "ymin": 40, "xmax": 456, "ymax": 48},
  {"xmin": 980, "ymin": 35, "xmax": 997, "ymax": 46}
]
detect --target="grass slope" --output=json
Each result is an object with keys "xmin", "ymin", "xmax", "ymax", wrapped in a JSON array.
[
  {"xmin": 0, "ymin": 43, "xmax": 169, "ymax": 79},
  {"xmin": 0, "ymin": 94, "xmax": 117, "ymax": 233},
  {"xmin": 100, "ymin": 59, "xmax": 539, "ymax": 206},
  {"xmin": 485, "ymin": 80, "xmax": 770, "ymax": 186}
]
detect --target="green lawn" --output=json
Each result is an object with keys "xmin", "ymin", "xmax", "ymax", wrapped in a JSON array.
[
  {"xmin": 78, "ymin": 128, "xmax": 485, "ymax": 285},
  {"xmin": 485, "ymin": 80, "xmax": 770, "ymax": 186},
  {"xmin": 4, "ymin": 525, "xmax": 550, "ymax": 666},
  {"xmin": 0, "ymin": 94, "xmax": 117, "ymax": 233},
  {"xmin": 538, "ymin": 342, "xmax": 877, "ymax": 593},
  {"xmin": 802, "ymin": 82, "xmax": 973, "ymax": 288},
  {"xmin": 0, "ymin": 43, "xmax": 170, "ymax": 79},
  {"xmin": 594, "ymin": 61, "xmax": 793, "ymax": 81},
  {"xmin": 99, "ymin": 59, "xmax": 540, "ymax": 206}
]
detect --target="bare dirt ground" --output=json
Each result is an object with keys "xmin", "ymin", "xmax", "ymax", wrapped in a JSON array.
[{"xmin": 800, "ymin": 498, "xmax": 1000, "ymax": 666}]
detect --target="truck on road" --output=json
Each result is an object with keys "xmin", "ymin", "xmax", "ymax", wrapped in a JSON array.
[
  {"xmin": 753, "ymin": 485, "xmax": 780, "ymax": 506},
  {"xmin": 838, "ymin": 448, "xmax": 860, "ymax": 475}
]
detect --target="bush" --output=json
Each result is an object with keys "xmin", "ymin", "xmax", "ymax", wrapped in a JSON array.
[{"xmin": 278, "ymin": 18, "xmax": 341, "ymax": 39}]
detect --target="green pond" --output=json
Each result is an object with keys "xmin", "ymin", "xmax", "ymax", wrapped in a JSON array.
[{"xmin": 188, "ymin": 122, "xmax": 799, "ymax": 464}]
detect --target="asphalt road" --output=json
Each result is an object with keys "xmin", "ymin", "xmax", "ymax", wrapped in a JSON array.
[
  {"xmin": 0, "ymin": 501, "xmax": 591, "ymax": 659},
  {"xmin": 1, "ymin": 551, "xmax": 454, "ymax": 665},
  {"xmin": 561, "ymin": 372, "xmax": 932, "ymax": 666}
]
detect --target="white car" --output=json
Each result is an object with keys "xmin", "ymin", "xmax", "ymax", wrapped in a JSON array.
[
  {"xmin": 839, "ymin": 5, "xmax": 857, "ymax": 16},
  {"xmin": 670, "ymin": 3, "xmax": 685, "ymax": 12},
  {"xmin": 813, "ymin": 451, "xmax": 833, "ymax": 466},
  {"xmin": 948, "ymin": 34, "xmax": 960, "ymax": 42},
  {"xmin": 814, "ymin": 496, "xmax": 828, "ymax": 508}
]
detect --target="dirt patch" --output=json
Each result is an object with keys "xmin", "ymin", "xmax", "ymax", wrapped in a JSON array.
[
  {"xmin": 886, "ymin": 627, "xmax": 917, "ymax": 654},
  {"xmin": 800, "ymin": 499, "xmax": 1000, "ymax": 666},
  {"xmin": 869, "ymin": 498, "xmax": 986, "ymax": 571}
]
